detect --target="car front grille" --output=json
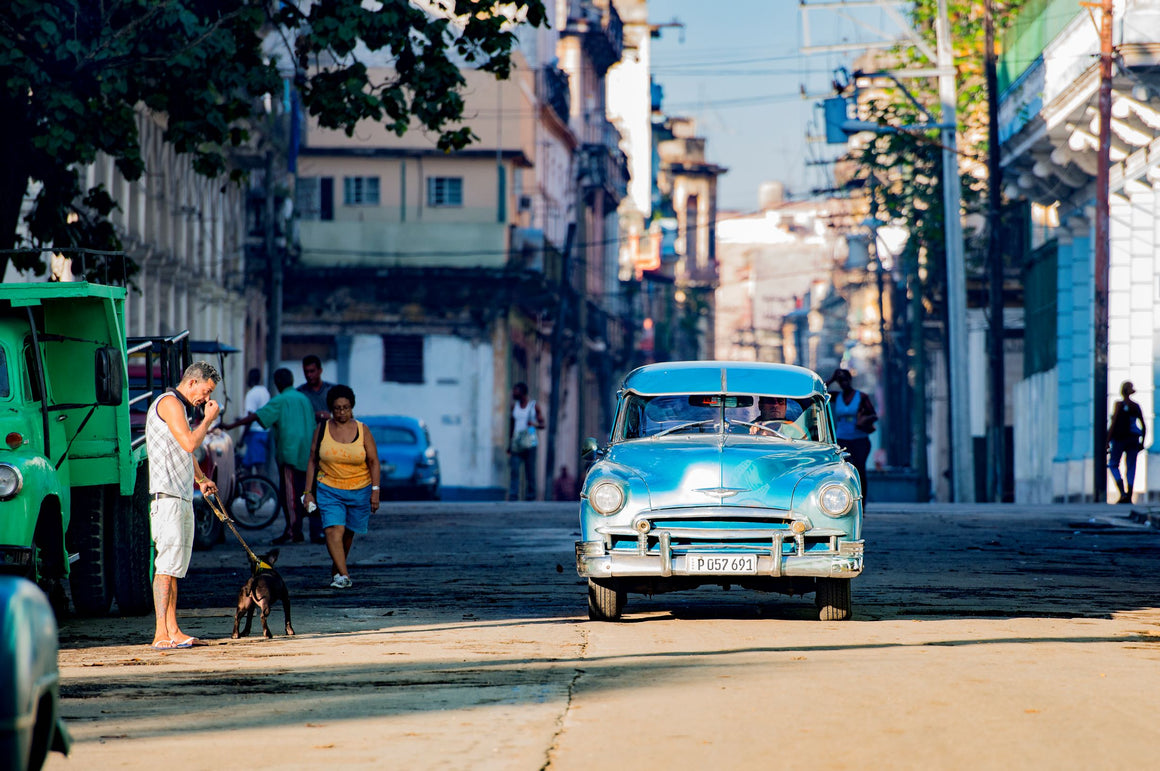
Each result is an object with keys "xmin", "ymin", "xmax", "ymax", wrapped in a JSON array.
[{"xmin": 602, "ymin": 507, "xmax": 846, "ymax": 557}]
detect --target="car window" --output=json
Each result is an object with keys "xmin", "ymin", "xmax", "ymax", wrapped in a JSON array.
[
  {"xmin": 0, "ymin": 347, "xmax": 9, "ymax": 399},
  {"xmin": 370, "ymin": 426, "xmax": 418, "ymax": 445},
  {"xmin": 23, "ymin": 340, "xmax": 43, "ymax": 402},
  {"xmin": 619, "ymin": 393, "xmax": 831, "ymax": 442}
]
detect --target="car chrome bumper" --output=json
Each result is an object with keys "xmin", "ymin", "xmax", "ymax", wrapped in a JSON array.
[{"xmin": 575, "ymin": 538, "xmax": 864, "ymax": 579}]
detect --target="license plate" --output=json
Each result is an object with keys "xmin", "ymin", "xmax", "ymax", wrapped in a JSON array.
[{"xmin": 684, "ymin": 554, "xmax": 758, "ymax": 574}]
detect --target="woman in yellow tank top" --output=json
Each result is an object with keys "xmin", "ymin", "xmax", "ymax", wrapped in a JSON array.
[{"xmin": 302, "ymin": 385, "xmax": 381, "ymax": 589}]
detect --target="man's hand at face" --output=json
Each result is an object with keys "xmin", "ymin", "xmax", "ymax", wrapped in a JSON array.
[{"xmin": 203, "ymin": 399, "xmax": 221, "ymax": 422}]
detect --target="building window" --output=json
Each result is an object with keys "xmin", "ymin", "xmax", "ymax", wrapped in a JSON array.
[
  {"xmin": 382, "ymin": 335, "xmax": 424, "ymax": 384},
  {"xmin": 426, "ymin": 177, "xmax": 463, "ymax": 207},
  {"xmin": 282, "ymin": 334, "xmax": 337, "ymax": 365},
  {"xmin": 343, "ymin": 176, "xmax": 380, "ymax": 206},
  {"xmin": 297, "ymin": 177, "xmax": 334, "ymax": 221}
]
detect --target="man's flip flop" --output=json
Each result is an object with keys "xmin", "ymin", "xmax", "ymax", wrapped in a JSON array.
[
  {"xmin": 172, "ymin": 637, "xmax": 208, "ymax": 647},
  {"xmin": 150, "ymin": 640, "xmax": 182, "ymax": 650}
]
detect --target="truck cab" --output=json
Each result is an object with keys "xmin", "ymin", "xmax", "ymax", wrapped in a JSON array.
[{"xmin": 0, "ymin": 283, "xmax": 186, "ymax": 616}]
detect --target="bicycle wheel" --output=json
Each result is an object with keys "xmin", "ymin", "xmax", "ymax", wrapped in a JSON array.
[{"xmin": 229, "ymin": 474, "xmax": 281, "ymax": 530}]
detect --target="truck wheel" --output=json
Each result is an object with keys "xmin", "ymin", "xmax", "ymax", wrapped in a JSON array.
[
  {"xmin": 815, "ymin": 578, "xmax": 852, "ymax": 621},
  {"xmin": 67, "ymin": 487, "xmax": 114, "ymax": 617},
  {"xmin": 587, "ymin": 578, "xmax": 625, "ymax": 621},
  {"xmin": 28, "ymin": 502, "xmax": 69, "ymax": 617},
  {"xmin": 113, "ymin": 468, "xmax": 154, "ymax": 616}
]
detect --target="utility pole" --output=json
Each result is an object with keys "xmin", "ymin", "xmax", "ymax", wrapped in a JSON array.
[
  {"xmin": 263, "ymin": 149, "xmax": 282, "ymax": 387},
  {"xmin": 935, "ymin": 0, "xmax": 974, "ymax": 502},
  {"xmin": 545, "ymin": 223, "xmax": 576, "ymax": 496},
  {"xmin": 802, "ymin": 0, "xmax": 972, "ymax": 498},
  {"xmin": 984, "ymin": 0, "xmax": 1005, "ymax": 502},
  {"xmin": 1092, "ymin": 0, "xmax": 1114, "ymax": 501}
]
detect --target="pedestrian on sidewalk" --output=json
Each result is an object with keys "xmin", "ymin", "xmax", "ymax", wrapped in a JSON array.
[
  {"xmin": 827, "ymin": 368, "xmax": 877, "ymax": 502},
  {"xmin": 223, "ymin": 368, "xmax": 319, "ymax": 543},
  {"xmin": 298, "ymin": 354, "xmax": 335, "ymax": 423},
  {"xmin": 508, "ymin": 382, "xmax": 545, "ymax": 501},
  {"xmin": 302, "ymin": 385, "xmax": 381, "ymax": 589},
  {"xmin": 146, "ymin": 361, "xmax": 220, "ymax": 650},
  {"xmin": 1107, "ymin": 380, "xmax": 1147, "ymax": 504},
  {"xmin": 239, "ymin": 368, "xmax": 271, "ymax": 475}
]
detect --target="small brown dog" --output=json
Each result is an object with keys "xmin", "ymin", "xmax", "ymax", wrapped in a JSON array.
[{"xmin": 232, "ymin": 549, "xmax": 295, "ymax": 639}]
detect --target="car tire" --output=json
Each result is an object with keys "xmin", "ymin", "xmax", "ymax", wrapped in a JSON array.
[
  {"xmin": 815, "ymin": 577, "xmax": 852, "ymax": 621},
  {"xmin": 587, "ymin": 578, "xmax": 625, "ymax": 621}
]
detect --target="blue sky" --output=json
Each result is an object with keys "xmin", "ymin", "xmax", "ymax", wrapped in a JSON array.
[{"xmin": 649, "ymin": 0, "xmax": 875, "ymax": 210}]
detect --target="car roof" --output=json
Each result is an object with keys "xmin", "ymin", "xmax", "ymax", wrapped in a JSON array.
[{"xmin": 621, "ymin": 361, "xmax": 826, "ymax": 399}]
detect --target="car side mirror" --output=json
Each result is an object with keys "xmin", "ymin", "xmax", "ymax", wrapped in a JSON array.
[
  {"xmin": 581, "ymin": 437, "xmax": 601, "ymax": 459},
  {"xmin": 94, "ymin": 347, "xmax": 124, "ymax": 406}
]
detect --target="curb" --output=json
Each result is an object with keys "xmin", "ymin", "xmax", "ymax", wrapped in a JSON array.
[{"xmin": 1126, "ymin": 505, "xmax": 1160, "ymax": 529}]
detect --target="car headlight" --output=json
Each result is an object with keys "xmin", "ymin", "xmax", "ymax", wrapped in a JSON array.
[
  {"xmin": 0, "ymin": 464, "xmax": 23, "ymax": 500},
  {"xmin": 818, "ymin": 483, "xmax": 852, "ymax": 516},
  {"xmin": 589, "ymin": 482, "xmax": 626, "ymax": 515}
]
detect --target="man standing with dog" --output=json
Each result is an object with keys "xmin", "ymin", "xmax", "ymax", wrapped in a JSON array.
[{"xmin": 146, "ymin": 361, "xmax": 221, "ymax": 650}]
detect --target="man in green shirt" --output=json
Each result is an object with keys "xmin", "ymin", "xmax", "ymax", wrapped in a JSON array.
[{"xmin": 224, "ymin": 368, "xmax": 319, "ymax": 543}]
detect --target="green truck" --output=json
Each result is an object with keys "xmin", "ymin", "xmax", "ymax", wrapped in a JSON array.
[{"xmin": 0, "ymin": 282, "xmax": 187, "ymax": 616}]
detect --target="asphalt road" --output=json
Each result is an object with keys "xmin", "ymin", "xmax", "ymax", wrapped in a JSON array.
[{"xmin": 46, "ymin": 501, "xmax": 1160, "ymax": 770}]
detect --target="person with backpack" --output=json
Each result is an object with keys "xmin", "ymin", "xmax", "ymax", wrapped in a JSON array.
[{"xmin": 828, "ymin": 368, "xmax": 877, "ymax": 502}]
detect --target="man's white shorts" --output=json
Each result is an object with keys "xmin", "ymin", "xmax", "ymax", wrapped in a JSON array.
[{"xmin": 151, "ymin": 496, "xmax": 194, "ymax": 578}]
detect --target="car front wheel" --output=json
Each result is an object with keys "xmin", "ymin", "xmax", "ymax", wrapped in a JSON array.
[
  {"xmin": 587, "ymin": 578, "xmax": 625, "ymax": 621},
  {"xmin": 815, "ymin": 578, "xmax": 852, "ymax": 621}
]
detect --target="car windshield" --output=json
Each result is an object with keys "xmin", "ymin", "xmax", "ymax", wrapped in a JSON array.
[
  {"xmin": 370, "ymin": 426, "xmax": 418, "ymax": 445},
  {"xmin": 617, "ymin": 393, "xmax": 831, "ymax": 443}
]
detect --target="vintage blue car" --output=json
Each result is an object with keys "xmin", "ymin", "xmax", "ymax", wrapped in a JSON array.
[
  {"xmin": 575, "ymin": 361, "xmax": 864, "ymax": 621},
  {"xmin": 362, "ymin": 416, "xmax": 440, "ymax": 500}
]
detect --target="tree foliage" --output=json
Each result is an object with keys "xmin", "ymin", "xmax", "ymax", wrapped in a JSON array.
[
  {"xmin": 845, "ymin": 0, "xmax": 1027, "ymax": 311},
  {"xmin": 0, "ymin": 0, "xmax": 546, "ymax": 276}
]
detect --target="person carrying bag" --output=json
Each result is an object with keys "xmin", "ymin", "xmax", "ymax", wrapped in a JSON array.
[{"xmin": 828, "ymin": 368, "xmax": 875, "ymax": 502}]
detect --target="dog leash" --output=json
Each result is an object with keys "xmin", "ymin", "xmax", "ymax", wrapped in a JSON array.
[{"xmin": 205, "ymin": 492, "xmax": 273, "ymax": 571}]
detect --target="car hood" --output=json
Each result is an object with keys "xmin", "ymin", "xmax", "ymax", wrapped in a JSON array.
[{"xmin": 603, "ymin": 437, "xmax": 843, "ymax": 510}]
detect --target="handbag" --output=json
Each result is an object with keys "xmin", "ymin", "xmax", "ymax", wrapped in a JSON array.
[
  {"xmin": 854, "ymin": 392, "xmax": 878, "ymax": 434},
  {"xmin": 512, "ymin": 427, "xmax": 538, "ymax": 452}
]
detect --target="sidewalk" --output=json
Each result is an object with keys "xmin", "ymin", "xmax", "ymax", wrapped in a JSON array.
[{"xmin": 874, "ymin": 500, "xmax": 1160, "ymax": 532}]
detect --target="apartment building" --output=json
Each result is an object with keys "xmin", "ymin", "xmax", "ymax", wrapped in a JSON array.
[
  {"xmin": 999, "ymin": 0, "xmax": 1160, "ymax": 502},
  {"xmin": 281, "ymin": 1, "xmax": 632, "ymax": 497}
]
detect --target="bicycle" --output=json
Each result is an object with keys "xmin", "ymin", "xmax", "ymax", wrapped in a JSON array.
[{"xmin": 228, "ymin": 473, "xmax": 281, "ymax": 530}]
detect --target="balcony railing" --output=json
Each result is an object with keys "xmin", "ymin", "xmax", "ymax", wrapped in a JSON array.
[
  {"xmin": 564, "ymin": 0, "xmax": 624, "ymax": 74},
  {"xmin": 578, "ymin": 142, "xmax": 628, "ymax": 205},
  {"xmin": 997, "ymin": 0, "xmax": 1083, "ymax": 94},
  {"xmin": 539, "ymin": 65, "xmax": 571, "ymax": 125}
]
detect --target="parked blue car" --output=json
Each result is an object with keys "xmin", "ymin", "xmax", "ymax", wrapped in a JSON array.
[
  {"xmin": 0, "ymin": 576, "xmax": 70, "ymax": 771},
  {"xmin": 576, "ymin": 361, "xmax": 864, "ymax": 621},
  {"xmin": 362, "ymin": 416, "xmax": 440, "ymax": 500}
]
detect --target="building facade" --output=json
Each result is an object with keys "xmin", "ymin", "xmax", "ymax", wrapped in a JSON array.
[
  {"xmin": 999, "ymin": 0, "xmax": 1160, "ymax": 502},
  {"xmin": 282, "ymin": 1, "xmax": 633, "ymax": 497}
]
